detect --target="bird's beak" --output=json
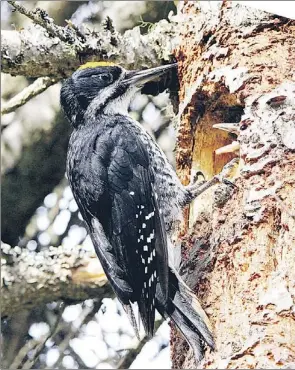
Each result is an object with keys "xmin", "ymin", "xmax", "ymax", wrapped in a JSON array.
[
  {"xmin": 213, "ymin": 123, "xmax": 239, "ymax": 135},
  {"xmin": 124, "ymin": 63, "xmax": 177, "ymax": 87}
]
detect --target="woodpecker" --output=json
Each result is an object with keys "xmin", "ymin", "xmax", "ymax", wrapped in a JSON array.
[{"xmin": 60, "ymin": 62, "xmax": 215, "ymax": 361}]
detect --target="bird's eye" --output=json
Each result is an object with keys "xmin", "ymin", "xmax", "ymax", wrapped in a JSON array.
[{"xmin": 97, "ymin": 73, "xmax": 112, "ymax": 83}]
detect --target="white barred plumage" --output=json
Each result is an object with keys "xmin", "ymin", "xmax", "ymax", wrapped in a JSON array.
[{"xmin": 134, "ymin": 198, "xmax": 158, "ymax": 334}]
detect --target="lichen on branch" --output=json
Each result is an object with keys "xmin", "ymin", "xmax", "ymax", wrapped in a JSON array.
[
  {"xmin": 2, "ymin": 2, "xmax": 178, "ymax": 78},
  {"xmin": 1, "ymin": 242, "xmax": 113, "ymax": 318}
]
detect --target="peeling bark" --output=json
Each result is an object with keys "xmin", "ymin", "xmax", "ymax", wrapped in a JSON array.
[
  {"xmin": 173, "ymin": 2, "xmax": 295, "ymax": 368},
  {"xmin": 1, "ymin": 242, "xmax": 113, "ymax": 318}
]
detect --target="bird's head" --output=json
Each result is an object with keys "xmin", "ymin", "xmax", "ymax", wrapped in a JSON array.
[{"xmin": 60, "ymin": 62, "xmax": 177, "ymax": 128}]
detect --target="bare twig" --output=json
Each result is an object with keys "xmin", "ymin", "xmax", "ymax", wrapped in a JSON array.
[
  {"xmin": 23, "ymin": 302, "xmax": 66, "ymax": 369},
  {"xmin": 1, "ymin": 77, "xmax": 58, "ymax": 117},
  {"xmin": 67, "ymin": 346, "xmax": 92, "ymax": 369},
  {"xmin": 117, "ymin": 318, "xmax": 164, "ymax": 369},
  {"xmin": 18, "ymin": 178, "xmax": 68, "ymax": 249},
  {"xmin": 52, "ymin": 299, "xmax": 103, "ymax": 368},
  {"xmin": 9, "ymin": 303, "xmax": 65, "ymax": 369},
  {"xmin": 7, "ymin": 1, "xmax": 79, "ymax": 44},
  {"xmin": 9, "ymin": 339, "xmax": 39, "ymax": 370}
]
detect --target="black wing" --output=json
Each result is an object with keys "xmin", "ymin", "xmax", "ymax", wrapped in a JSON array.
[{"xmin": 67, "ymin": 120, "xmax": 169, "ymax": 336}]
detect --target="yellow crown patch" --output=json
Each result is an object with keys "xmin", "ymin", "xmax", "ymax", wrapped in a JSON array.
[{"xmin": 78, "ymin": 61, "xmax": 116, "ymax": 70}]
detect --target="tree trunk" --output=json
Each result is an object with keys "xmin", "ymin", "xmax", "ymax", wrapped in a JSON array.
[{"xmin": 172, "ymin": 2, "xmax": 295, "ymax": 368}]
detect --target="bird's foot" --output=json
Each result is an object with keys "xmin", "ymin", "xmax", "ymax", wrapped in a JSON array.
[
  {"xmin": 186, "ymin": 158, "xmax": 239, "ymax": 201},
  {"xmin": 190, "ymin": 170, "xmax": 205, "ymax": 185}
]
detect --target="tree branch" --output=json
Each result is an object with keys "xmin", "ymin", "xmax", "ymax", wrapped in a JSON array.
[
  {"xmin": 117, "ymin": 319, "xmax": 164, "ymax": 369},
  {"xmin": 7, "ymin": 1, "xmax": 81, "ymax": 43},
  {"xmin": 28, "ymin": 302, "xmax": 66, "ymax": 369},
  {"xmin": 1, "ymin": 77, "xmax": 58, "ymax": 117},
  {"xmin": 52, "ymin": 300, "xmax": 103, "ymax": 369},
  {"xmin": 1, "ymin": 243, "xmax": 114, "ymax": 318},
  {"xmin": 9, "ymin": 302, "xmax": 66, "ymax": 370},
  {"xmin": 2, "ymin": 2, "xmax": 177, "ymax": 78},
  {"xmin": 9, "ymin": 338, "xmax": 39, "ymax": 370}
]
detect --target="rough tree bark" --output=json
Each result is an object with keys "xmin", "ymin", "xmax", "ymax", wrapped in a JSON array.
[
  {"xmin": 172, "ymin": 2, "xmax": 295, "ymax": 368},
  {"xmin": 1, "ymin": 16, "xmax": 176, "ymax": 78}
]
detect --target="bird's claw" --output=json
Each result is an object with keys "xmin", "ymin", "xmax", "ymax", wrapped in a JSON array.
[
  {"xmin": 190, "ymin": 170, "xmax": 206, "ymax": 186},
  {"xmin": 214, "ymin": 175, "xmax": 237, "ymax": 188},
  {"xmin": 186, "ymin": 158, "xmax": 239, "ymax": 202},
  {"xmin": 221, "ymin": 178, "xmax": 237, "ymax": 188}
]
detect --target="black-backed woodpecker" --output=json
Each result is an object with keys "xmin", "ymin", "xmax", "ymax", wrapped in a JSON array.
[{"xmin": 60, "ymin": 62, "xmax": 214, "ymax": 361}]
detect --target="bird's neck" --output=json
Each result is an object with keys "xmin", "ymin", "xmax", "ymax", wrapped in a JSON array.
[
  {"xmin": 103, "ymin": 93, "xmax": 132, "ymax": 116},
  {"xmin": 85, "ymin": 87, "xmax": 137, "ymax": 120}
]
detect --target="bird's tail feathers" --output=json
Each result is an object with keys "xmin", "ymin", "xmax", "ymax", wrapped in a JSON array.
[
  {"xmin": 167, "ymin": 302, "xmax": 207, "ymax": 363},
  {"xmin": 123, "ymin": 303, "xmax": 140, "ymax": 340},
  {"xmin": 156, "ymin": 270, "xmax": 215, "ymax": 362},
  {"xmin": 176, "ymin": 271, "xmax": 214, "ymax": 337},
  {"xmin": 138, "ymin": 298, "xmax": 156, "ymax": 338}
]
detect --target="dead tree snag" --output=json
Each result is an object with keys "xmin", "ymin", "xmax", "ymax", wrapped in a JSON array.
[{"xmin": 173, "ymin": 2, "xmax": 295, "ymax": 368}]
